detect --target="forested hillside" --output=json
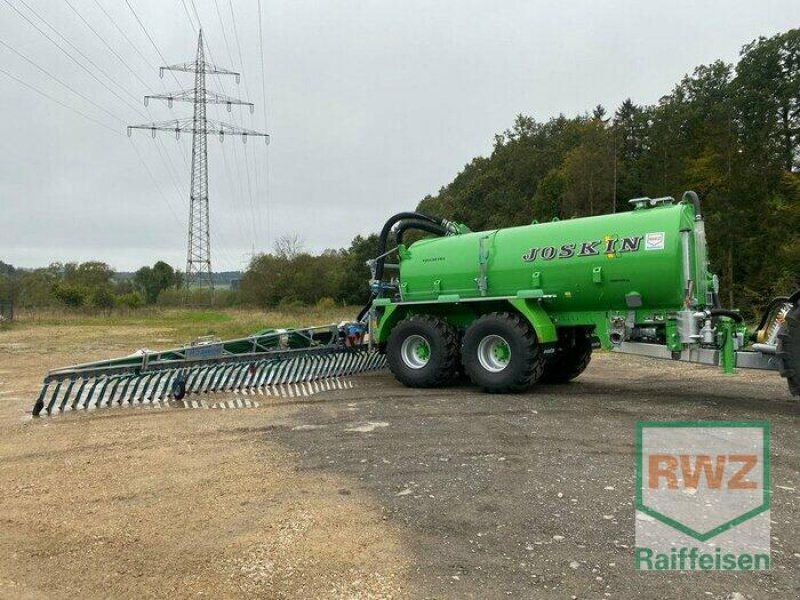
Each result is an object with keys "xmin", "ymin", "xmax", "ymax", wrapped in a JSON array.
[{"xmin": 418, "ymin": 29, "xmax": 799, "ymax": 312}]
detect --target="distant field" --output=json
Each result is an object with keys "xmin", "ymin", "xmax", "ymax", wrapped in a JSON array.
[{"xmin": 10, "ymin": 305, "xmax": 360, "ymax": 342}]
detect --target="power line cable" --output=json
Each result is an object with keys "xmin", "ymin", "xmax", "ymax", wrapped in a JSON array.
[
  {"xmin": 123, "ymin": 0, "xmax": 182, "ymax": 87},
  {"xmin": 180, "ymin": 0, "xmax": 197, "ymax": 34},
  {"xmin": 58, "ymin": 0, "xmax": 173, "ymax": 158},
  {"xmin": 218, "ymin": 141, "xmax": 249, "ymax": 244},
  {"xmin": 227, "ymin": 0, "xmax": 251, "ymax": 99},
  {"xmin": 0, "ymin": 37, "xmax": 125, "ymax": 125},
  {"xmin": 91, "ymin": 0, "xmax": 157, "ymax": 76},
  {"xmin": 129, "ymin": 137, "xmax": 183, "ymax": 227},
  {"xmin": 188, "ymin": 0, "xmax": 203, "ymax": 31},
  {"xmin": 225, "ymin": 0, "xmax": 266, "ymax": 245},
  {"xmin": 3, "ymin": 0, "xmax": 147, "ymax": 118},
  {"xmin": 0, "ymin": 66, "xmax": 120, "ymax": 134},
  {"xmin": 62, "ymin": 0, "xmax": 152, "ymax": 91},
  {"xmin": 212, "ymin": 0, "xmax": 236, "ymax": 77},
  {"xmin": 17, "ymin": 0, "xmax": 145, "ymax": 110}
]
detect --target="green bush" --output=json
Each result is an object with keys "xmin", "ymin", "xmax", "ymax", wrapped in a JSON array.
[
  {"xmin": 90, "ymin": 287, "xmax": 116, "ymax": 311},
  {"xmin": 116, "ymin": 292, "xmax": 144, "ymax": 310},
  {"xmin": 52, "ymin": 283, "xmax": 88, "ymax": 308}
]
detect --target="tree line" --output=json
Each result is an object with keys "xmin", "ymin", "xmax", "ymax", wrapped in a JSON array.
[
  {"xmin": 1, "ymin": 29, "xmax": 797, "ymax": 315},
  {"xmin": 0, "ymin": 260, "xmax": 183, "ymax": 311}
]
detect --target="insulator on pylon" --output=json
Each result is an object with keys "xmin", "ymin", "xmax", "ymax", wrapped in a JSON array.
[
  {"xmin": 127, "ymin": 127, "xmax": 132, "ymax": 137},
  {"xmin": 144, "ymin": 96, "xmax": 149, "ymax": 107},
  {"xmin": 151, "ymin": 128, "xmax": 156, "ymax": 139},
  {"xmin": 249, "ymin": 105, "xmax": 254, "ymax": 114},
  {"xmin": 159, "ymin": 67, "xmax": 164, "ymax": 79},
  {"xmin": 226, "ymin": 102, "xmax": 232, "ymax": 113},
  {"xmin": 168, "ymin": 98, "xmax": 173, "ymax": 108},
  {"xmin": 235, "ymin": 74, "xmax": 241, "ymax": 84},
  {"xmin": 242, "ymin": 133, "xmax": 248, "ymax": 144},
  {"xmin": 219, "ymin": 131, "xmax": 225, "ymax": 142},
  {"xmin": 175, "ymin": 129, "xmax": 180, "ymax": 140}
]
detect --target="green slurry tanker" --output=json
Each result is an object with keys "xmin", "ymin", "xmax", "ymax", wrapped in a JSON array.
[
  {"xmin": 367, "ymin": 192, "xmax": 798, "ymax": 393},
  {"xmin": 33, "ymin": 191, "xmax": 799, "ymax": 416}
]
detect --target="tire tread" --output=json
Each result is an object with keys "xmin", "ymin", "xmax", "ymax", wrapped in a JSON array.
[
  {"xmin": 387, "ymin": 314, "xmax": 460, "ymax": 387},
  {"xmin": 462, "ymin": 311, "xmax": 543, "ymax": 393}
]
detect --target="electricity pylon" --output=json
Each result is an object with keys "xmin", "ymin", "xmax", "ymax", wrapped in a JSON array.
[{"xmin": 128, "ymin": 30, "xmax": 269, "ymax": 301}]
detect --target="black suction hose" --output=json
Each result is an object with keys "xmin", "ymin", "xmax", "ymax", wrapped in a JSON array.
[
  {"xmin": 375, "ymin": 212, "xmax": 444, "ymax": 282},
  {"xmin": 395, "ymin": 220, "xmax": 447, "ymax": 247},
  {"xmin": 356, "ymin": 211, "xmax": 447, "ymax": 323}
]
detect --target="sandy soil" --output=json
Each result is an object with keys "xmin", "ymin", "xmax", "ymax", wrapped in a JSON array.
[{"xmin": 0, "ymin": 319, "xmax": 409, "ymax": 599}]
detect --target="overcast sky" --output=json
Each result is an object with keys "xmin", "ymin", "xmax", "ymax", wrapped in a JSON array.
[{"xmin": 1, "ymin": 1, "xmax": 798, "ymax": 272}]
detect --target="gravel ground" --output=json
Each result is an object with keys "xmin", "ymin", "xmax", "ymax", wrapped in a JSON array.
[
  {"xmin": 268, "ymin": 355, "xmax": 799, "ymax": 599},
  {"xmin": 1, "ymin": 320, "xmax": 798, "ymax": 599}
]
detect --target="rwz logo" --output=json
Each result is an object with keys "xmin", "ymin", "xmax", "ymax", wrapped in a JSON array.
[
  {"xmin": 636, "ymin": 422, "xmax": 769, "ymax": 541},
  {"xmin": 648, "ymin": 453, "xmax": 759, "ymax": 491}
]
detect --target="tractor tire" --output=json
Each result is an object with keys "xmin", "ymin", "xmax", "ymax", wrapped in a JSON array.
[
  {"xmin": 461, "ymin": 312, "xmax": 544, "ymax": 393},
  {"xmin": 777, "ymin": 300, "xmax": 800, "ymax": 397},
  {"xmin": 386, "ymin": 315, "xmax": 460, "ymax": 388},
  {"xmin": 541, "ymin": 328, "xmax": 593, "ymax": 384}
]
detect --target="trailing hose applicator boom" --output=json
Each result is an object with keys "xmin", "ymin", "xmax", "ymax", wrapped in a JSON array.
[{"xmin": 32, "ymin": 323, "xmax": 384, "ymax": 417}]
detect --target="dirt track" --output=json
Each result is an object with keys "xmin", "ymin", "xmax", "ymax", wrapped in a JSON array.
[{"xmin": 1, "ymin": 320, "xmax": 798, "ymax": 599}]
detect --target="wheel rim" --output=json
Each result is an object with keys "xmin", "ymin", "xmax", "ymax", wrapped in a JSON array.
[
  {"xmin": 477, "ymin": 335, "xmax": 511, "ymax": 372},
  {"xmin": 400, "ymin": 335, "xmax": 431, "ymax": 369}
]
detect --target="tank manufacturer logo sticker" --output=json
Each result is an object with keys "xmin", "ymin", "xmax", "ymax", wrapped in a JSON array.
[
  {"xmin": 522, "ymin": 235, "xmax": 643, "ymax": 262},
  {"xmin": 645, "ymin": 232, "xmax": 666, "ymax": 251}
]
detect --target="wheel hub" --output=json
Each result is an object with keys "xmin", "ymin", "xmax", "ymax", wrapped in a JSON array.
[
  {"xmin": 401, "ymin": 335, "xmax": 431, "ymax": 369},
  {"xmin": 477, "ymin": 335, "xmax": 511, "ymax": 372}
]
